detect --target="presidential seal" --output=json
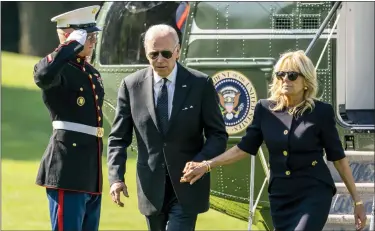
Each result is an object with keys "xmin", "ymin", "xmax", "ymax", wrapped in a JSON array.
[{"xmin": 212, "ymin": 70, "xmax": 257, "ymax": 135}]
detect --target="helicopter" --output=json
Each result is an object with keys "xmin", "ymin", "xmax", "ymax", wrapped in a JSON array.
[{"xmin": 90, "ymin": 1, "xmax": 375, "ymax": 230}]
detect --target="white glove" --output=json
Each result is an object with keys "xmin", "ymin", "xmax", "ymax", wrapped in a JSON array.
[{"xmin": 66, "ymin": 29, "xmax": 87, "ymax": 46}]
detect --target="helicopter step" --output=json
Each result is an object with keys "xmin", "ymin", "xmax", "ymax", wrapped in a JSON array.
[
  {"xmin": 324, "ymin": 215, "xmax": 373, "ymax": 231},
  {"xmin": 335, "ymin": 183, "xmax": 375, "ymax": 194},
  {"xmin": 327, "ymin": 151, "xmax": 374, "ymax": 184},
  {"xmin": 324, "ymin": 150, "xmax": 374, "ymax": 230},
  {"xmin": 329, "ymin": 190, "xmax": 374, "ymax": 215}
]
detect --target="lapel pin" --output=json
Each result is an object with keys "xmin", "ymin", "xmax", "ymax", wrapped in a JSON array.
[
  {"xmin": 190, "ymin": 105, "xmax": 193, "ymax": 108},
  {"xmin": 182, "ymin": 85, "xmax": 187, "ymax": 88}
]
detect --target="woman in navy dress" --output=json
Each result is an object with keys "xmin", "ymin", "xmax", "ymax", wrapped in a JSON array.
[{"xmin": 181, "ymin": 50, "xmax": 367, "ymax": 231}]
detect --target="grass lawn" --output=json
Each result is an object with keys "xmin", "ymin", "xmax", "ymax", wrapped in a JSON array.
[{"xmin": 1, "ymin": 51, "xmax": 249, "ymax": 230}]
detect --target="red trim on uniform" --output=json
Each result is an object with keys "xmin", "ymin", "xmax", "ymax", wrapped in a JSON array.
[
  {"xmin": 177, "ymin": 3, "xmax": 190, "ymax": 29},
  {"xmin": 58, "ymin": 190, "xmax": 64, "ymax": 231},
  {"xmin": 47, "ymin": 54, "xmax": 53, "ymax": 63},
  {"xmin": 86, "ymin": 71, "xmax": 102, "ymax": 193}
]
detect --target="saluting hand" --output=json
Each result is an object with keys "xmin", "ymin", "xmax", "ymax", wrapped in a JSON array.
[
  {"xmin": 354, "ymin": 203, "xmax": 367, "ymax": 230},
  {"xmin": 66, "ymin": 29, "xmax": 87, "ymax": 46},
  {"xmin": 109, "ymin": 181, "xmax": 129, "ymax": 207}
]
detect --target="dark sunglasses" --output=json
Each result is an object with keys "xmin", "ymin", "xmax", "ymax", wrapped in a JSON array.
[
  {"xmin": 275, "ymin": 71, "xmax": 303, "ymax": 81},
  {"xmin": 147, "ymin": 45, "xmax": 178, "ymax": 60},
  {"xmin": 148, "ymin": 50, "xmax": 174, "ymax": 60}
]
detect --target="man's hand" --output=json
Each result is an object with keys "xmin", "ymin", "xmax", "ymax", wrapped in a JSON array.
[
  {"xmin": 66, "ymin": 29, "xmax": 87, "ymax": 46},
  {"xmin": 181, "ymin": 161, "xmax": 208, "ymax": 185},
  {"xmin": 109, "ymin": 181, "xmax": 129, "ymax": 207},
  {"xmin": 182, "ymin": 161, "xmax": 201, "ymax": 174}
]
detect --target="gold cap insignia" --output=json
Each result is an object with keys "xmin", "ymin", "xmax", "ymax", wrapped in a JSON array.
[
  {"xmin": 92, "ymin": 8, "xmax": 98, "ymax": 14},
  {"xmin": 77, "ymin": 96, "xmax": 85, "ymax": 106}
]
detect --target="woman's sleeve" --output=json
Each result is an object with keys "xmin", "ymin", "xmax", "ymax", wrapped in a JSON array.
[
  {"xmin": 320, "ymin": 103, "xmax": 346, "ymax": 161},
  {"xmin": 237, "ymin": 100, "xmax": 264, "ymax": 156}
]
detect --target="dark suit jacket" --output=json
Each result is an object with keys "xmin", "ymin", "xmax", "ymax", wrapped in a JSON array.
[
  {"xmin": 237, "ymin": 99, "xmax": 346, "ymax": 195},
  {"xmin": 107, "ymin": 62, "xmax": 228, "ymax": 215}
]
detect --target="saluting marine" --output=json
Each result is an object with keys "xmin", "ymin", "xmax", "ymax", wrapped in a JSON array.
[{"xmin": 33, "ymin": 5, "xmax": 105, "ymax": 231}]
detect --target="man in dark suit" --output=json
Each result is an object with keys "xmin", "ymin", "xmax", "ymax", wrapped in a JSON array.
[{"xmin": 107, "ymin": 24, "xmax": 228, "ymax": 231}]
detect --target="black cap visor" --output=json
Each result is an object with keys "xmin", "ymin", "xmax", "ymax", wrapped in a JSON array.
[{"xmin": 57, "ymin": 23, "xmax": 101, "ymax": 33}]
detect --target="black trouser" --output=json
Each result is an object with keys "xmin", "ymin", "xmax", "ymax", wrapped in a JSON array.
[{"xmin": 145, "ymin": 174, "xmax": 198, "ymax": 231}]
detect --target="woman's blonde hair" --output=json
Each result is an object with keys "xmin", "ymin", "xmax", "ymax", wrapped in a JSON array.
[{"xmin": 268, "ymin": 50, "xmax": 319, "ymax": 116}]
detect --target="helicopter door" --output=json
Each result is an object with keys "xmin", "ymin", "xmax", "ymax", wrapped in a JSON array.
[
  {"xmin": 336, "ymin": 2, "xmax": 375, "ymax": 127},
  {"xmin": 98, "ymin": 1, "xmax": 188, "ymax": 66}
]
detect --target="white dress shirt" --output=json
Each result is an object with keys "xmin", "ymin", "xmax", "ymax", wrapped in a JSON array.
[{"xmin": 153, "ymin": 64, "xmax": 177, "ymax": 119}]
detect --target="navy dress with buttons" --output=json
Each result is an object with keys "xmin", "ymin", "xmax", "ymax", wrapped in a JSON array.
[{"xmin": 237, "ymin": 99, "xmax": 346, "ymax": 231}]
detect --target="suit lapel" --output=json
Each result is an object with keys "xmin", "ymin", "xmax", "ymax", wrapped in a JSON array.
[
  {"xmin": 168, "ymin": 63, "xmax": 192, "ymax": 131},
  {"xmin": 143, "ymin": 67, "xmax": 160, "ymax": 132},
  {"xmin": 141, "ymin": 63, "xmax": 192, "ymax": 135}
]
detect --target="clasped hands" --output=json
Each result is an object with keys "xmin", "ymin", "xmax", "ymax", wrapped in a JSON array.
[
  {"xmin": 180, "ymin": 160, "xmax": 212, "ymax": 184},
  {"xmin": 109, "ymin": 160, "xmax": 211, "ymax": 207}
]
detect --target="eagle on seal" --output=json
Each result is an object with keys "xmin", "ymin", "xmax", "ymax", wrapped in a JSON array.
[{"xmin": 218, "ymin": 90, "xmax": 241, "ymax": 120}]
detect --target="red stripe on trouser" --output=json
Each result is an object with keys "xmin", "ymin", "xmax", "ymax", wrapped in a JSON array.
[{"xmin": 58, "ymin": 190, "xmax": 64, "ymax": 231}]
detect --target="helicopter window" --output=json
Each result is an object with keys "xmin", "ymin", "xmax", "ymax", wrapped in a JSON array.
[
  {"xmin": 300, "ymin": 15, "xmax": 320, "ymax": 29},
  {"xmin": 99, "ymin": 1, "xmax": 184, "ymax": 65},
  {"xmin": 194, "ymin": 2, "xmax": 296, "ymax": 30},
  {"xmin": 273, "ymin": 15, "xmax": 293, "ymax": 29},
  {"xmin": 300, "ymin": 2, "xmax": 324, "ymax": 5}
]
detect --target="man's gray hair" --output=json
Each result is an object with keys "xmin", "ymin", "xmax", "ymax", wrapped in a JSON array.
[{"xmin": 143, "ymin": 24, "xmax": 179, "ymax": 47}]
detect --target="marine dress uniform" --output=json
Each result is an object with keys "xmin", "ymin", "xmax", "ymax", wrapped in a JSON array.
[
  {"xmin": 237, "ymin": 99, "xmax": 346, "ymax": 231},
  {"xmin": 33, "ymin": 5, "xmax": 105, "ymax": 231}
]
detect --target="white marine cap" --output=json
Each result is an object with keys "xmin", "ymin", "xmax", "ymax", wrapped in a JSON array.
[{"xmin": 51, "ymin": 5, "xmax": 101, "ymax": 33}]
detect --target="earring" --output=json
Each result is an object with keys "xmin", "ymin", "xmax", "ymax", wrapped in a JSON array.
[{"xmin": 304, "ymin": 87, "xmax": 308, "ymax": 90}]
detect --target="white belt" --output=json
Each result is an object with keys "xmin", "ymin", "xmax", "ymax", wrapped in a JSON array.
[{"xmin": 52, "ymin": 121, "xmax": 104, "ymax": 138}]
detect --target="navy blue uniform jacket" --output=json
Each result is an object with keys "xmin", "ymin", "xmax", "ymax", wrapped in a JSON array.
[
  {"xmin": 34, "ymin": 40, "xmax": 105, "ymax": 194},
  {"xmin": 237, "ymin": 99, "xmax": 346, "ymax": 195}
]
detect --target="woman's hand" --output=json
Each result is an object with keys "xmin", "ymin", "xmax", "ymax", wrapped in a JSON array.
[
  {"xmin": 180, "ymin": 145, "xmax": 249, "ymax": 185},
  {"xmin": 180, "ymin": 161, "xmax": 209, "ymax": 185},
  {"xmin": 354, "ymin": 202, "xmax": 367, "ymax": 230},
  {"xmin": 332, "ymin": 158, "xmax": 368, "ymax": 230}
]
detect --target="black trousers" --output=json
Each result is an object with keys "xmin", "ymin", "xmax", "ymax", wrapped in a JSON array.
[{"xmin": 145, "ymin": 174, "xmax": 198, "ymax": 231}]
